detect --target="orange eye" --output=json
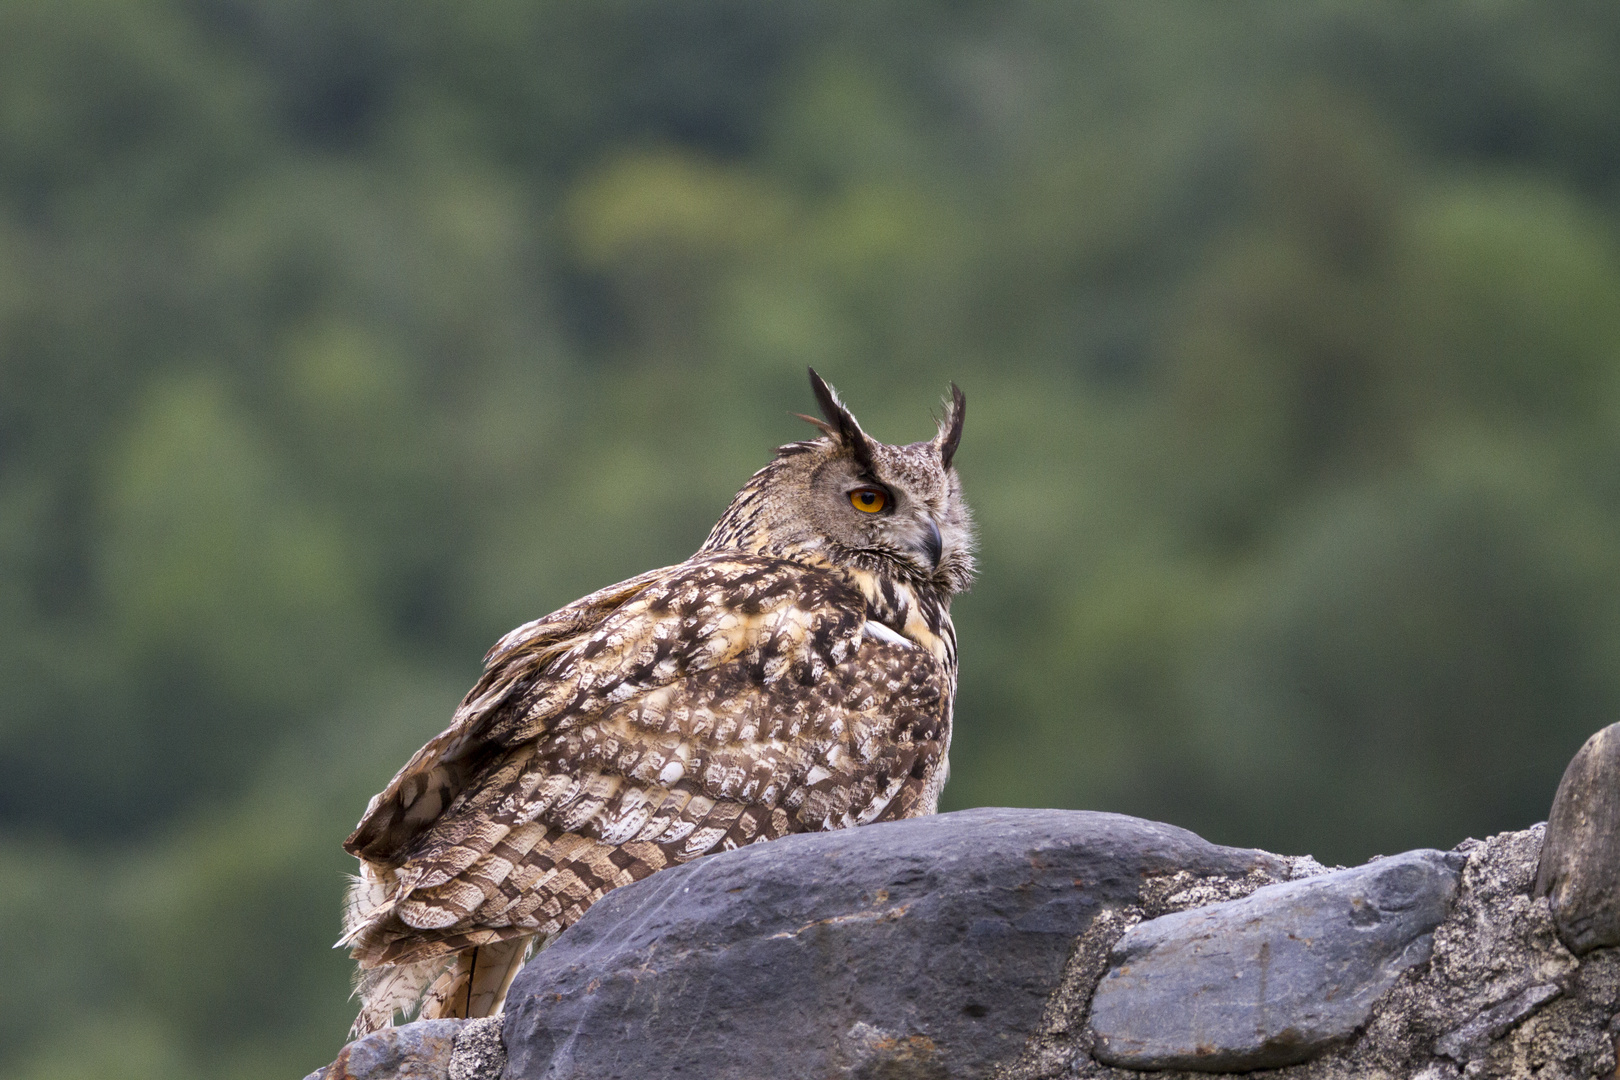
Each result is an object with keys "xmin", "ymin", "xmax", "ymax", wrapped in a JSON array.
[{"xmin": 849, "ymin": 487, "xmax": 888, "ymax": 514}]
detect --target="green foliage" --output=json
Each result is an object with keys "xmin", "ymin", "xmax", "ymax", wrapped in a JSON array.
[{"xmin": 5, "ymin": 2, "xmax": 1620, "ymax": 1076}]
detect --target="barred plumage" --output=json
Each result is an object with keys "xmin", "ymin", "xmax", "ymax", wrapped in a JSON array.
[{"xmin": 340, "ymin": 370, "xmax": 974, "ymax": 1034}]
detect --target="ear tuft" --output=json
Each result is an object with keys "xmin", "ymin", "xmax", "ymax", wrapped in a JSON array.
[
  {"xmin": 807, "ymin": 368, "xmax": 877, "ymax": 474},
  {"xmin": 936, "ymin": 382, "xmax": 965, "ymax": 469}
]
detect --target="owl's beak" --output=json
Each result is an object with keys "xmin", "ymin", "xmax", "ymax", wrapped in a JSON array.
[{"xmin": 917, "ymin": 516, "xmax": 944, "ymax": 570}]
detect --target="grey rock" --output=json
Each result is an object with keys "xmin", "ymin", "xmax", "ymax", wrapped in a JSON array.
[
  {"xmin": 501, "ymin": 807, "xmax": 1283, "ymax": 1080},
  {"xmin": 999, "ymin": 868, "xmax": 1324, "ymax": 1079},
  {"xmin": 305, "ymin": 1017, "xmax": 502, "ymax": 1080},
  {"xmin": 1087, "ymin": 849, "xmax": 1462, "ymax": 1071},
  {"xmin": 1536, "ymin": 722, "xmax": 1620, "ymax": 954},
  {"xmin": 449, "ymin": 1017, "xmax": 506, "ymax": 1080},
  {"xmin": 1038, "ymin": 825, "xmax": 1618, "ymax": 1079},
  {"xmin": 1434, "ymin": 982, "xmax": 1561, "ymax": 1061},
  {"xmin": 299, "ymin": 819, "xmax": 1620, "ymax": 1080},
  {"xmin": 308, "ymin": 1019, "xmax": 465, "ymax": 1080},
  {"xmin": 1369, "ymin": 824, "xmax": 1614, "ymax": 1080}
]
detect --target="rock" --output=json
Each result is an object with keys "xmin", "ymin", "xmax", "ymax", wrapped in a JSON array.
[
  {"xmin": 1231, "ymin": 826, "xmax": 1615, "ymax": 1080},
  {"xmin": 1433, "ymin": 982, "xmax": 1562, "ymax": 1062},
  {"xmin": 1087, "ymin": 849, "xmax": 1462, "ymax": 1072},
  {"xmin": 1029, "ymin": 824, "xmax": 1620, "ymax": 1078},
  {"xmin": 1535, "ymin": 722, "xmax": 1620, "ymax": 954},
  {"xmin": 307, "ymin": 1019, "xmax": 466, "ymax": 1080},
  {"xmin": 304, "ymin": 816, "xmax": 1620, "ymax": 1080},
  {"xmin": 449, "ymin": 1017, "xmax": 506, "ymax": 1080},
  {"xmin": 306, "ymin": 1017, "xmax": 505, "ymax": 1080},
  {"xmin": 501, "ymin": 807, "xmax": 1285, "ymax": 1080}
]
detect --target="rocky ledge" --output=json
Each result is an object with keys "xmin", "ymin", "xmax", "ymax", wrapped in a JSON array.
[{"xmin": 307, "ymin": 724, "xmax": 1620, "ymax": 1080}]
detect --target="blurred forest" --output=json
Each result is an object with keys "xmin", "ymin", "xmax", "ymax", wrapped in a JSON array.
[{"xmin": 4, "ymin": 0, "xmax": 1620, "ymax": 1076}]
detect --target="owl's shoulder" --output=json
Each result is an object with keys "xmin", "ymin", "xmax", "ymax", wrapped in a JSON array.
[
  {"xmin": 627, "ymin": 550, "xmax": 867, "ymax": 619},
  {"xmin": 530, "ymin": 551, "xmax": 871, "ymax": 707},
  {"xmin": 345, "ymin": 552, "xmax": 875, "ymax": 863}
]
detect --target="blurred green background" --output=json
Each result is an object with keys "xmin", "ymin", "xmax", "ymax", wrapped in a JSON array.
[{"xmin": 4, "ymin": 0, "xmax": 1620, "ymax": 1075}]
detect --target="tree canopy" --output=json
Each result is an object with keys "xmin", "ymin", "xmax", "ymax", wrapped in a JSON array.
[{"xmin": 5, "ymin": 2, "xmax": 1620, "ymax": 1077}]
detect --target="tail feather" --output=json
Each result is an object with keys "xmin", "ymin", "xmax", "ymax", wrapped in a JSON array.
[
  {"xmin": 417, "ymin": 936, "xmax": 535, "ymax": 1021},
  {"xmin": 467, "ymin": 938, "xmax": 530, "ymax": 1018},
  {"xmin": 350, "ymin": 956, "xmax": 452, "ymax": 1038},
  {"xmin": 419, "ymin": 954, "xmax": 472, "ymax": 1020},
  {"xmin": 353, "ymin": 936, "xmax": 537, "ymax": 1036},
  {"xmin": 338, "ymin": 864, "xmax": 407, "ymax": 950}
]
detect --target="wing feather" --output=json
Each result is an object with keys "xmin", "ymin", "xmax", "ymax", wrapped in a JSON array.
[
  {"xmin": 345, "ymin": 553, "xmax": 950, "ymax": 973},
  {"xmin": 344, "ymin": 565, "xmax": 675, "ymax": 862}
]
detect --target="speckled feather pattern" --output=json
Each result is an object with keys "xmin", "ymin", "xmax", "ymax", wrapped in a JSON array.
[{"xmin": 341, "ymin": 375, "xmax": 971, "ymax": 1034}]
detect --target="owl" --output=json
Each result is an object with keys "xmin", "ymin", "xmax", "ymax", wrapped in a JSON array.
[{"xmin": 337, "ymin": 370, "xmax": 974, "ymax": 1035}]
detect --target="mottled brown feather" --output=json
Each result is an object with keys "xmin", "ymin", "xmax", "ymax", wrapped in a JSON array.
[
  {"xmin": 341, "ymin": 374, "xmax": 972, "ymax": 1035},
  {"xmin": 345, "ymin": 555, "xmax": 949, "ymax": 973}
]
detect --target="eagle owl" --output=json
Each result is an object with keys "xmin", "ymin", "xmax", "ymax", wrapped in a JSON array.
[{"xmin": 338, "ymin": 370, "xmax": 973, "ymax": 1034}]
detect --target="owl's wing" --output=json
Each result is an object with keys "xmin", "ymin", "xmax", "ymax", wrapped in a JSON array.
[
  {"xmin": 344, "ymin": 563, "xmax": 676, "ymax": 864},
  {"xmin": 343, "ymin": 553, "xmax": 950, "ymax": 967}
]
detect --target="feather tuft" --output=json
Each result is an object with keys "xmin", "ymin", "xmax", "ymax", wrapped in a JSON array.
[
  {"xmin": 807, "ymin": 368, "xmax": 878, "ymax": 476},
  {"xmin": 350, "ymin": 957, "xmax": 450, "ymax": 1037},
  {"xmin": 935, "ymin": 382, "xmax": 965, "ymax": 469}
]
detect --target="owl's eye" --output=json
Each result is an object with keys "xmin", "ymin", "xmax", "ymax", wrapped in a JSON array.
[{"xmin": 848, "ymin": 487, "xmax": 889, "ymax": 514}]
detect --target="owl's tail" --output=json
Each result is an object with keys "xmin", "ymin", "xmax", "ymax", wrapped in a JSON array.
[
  {"xmin": 350, "ymin": 957, "xmax": 451, "ymax": 1037},
  {"xmin": 342, "ymin": 864, "xmax": 538, "ymax": 1034},
  {"xmin": 419, "ymin": 937, "xmax": 533, "ymax": 1021},
  {"xmin": 349, "ymin": 937, "xmax": 535, "ymax": 1038}
]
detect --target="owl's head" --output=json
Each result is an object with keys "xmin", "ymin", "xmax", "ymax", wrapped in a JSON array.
[{"xmin": 703, "ymin": 369, "xmax": 975, "ymax": 596}]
